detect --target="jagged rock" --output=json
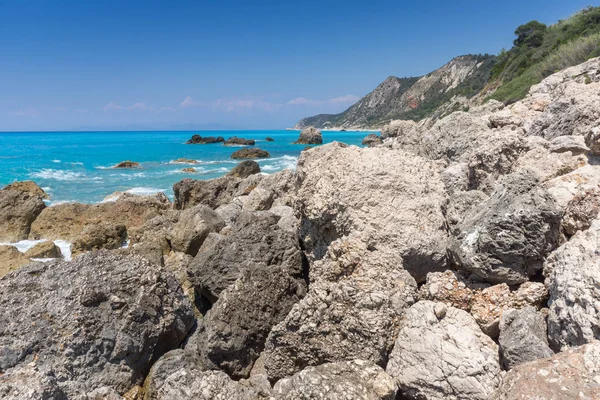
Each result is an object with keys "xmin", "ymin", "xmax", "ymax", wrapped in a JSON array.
[
  {"xmin": 143, "ymin": 350, "xmax": 261, "ymax": 400},
  {"xmin": 224, "ymin": 136, "xmax": 255, "ymax": 146},
  {"xmin": 498, "ymin": 307, "xmax": 553, "ymax": 369},
  {"xmin": 562, "ymin": 187, "xmax": 600, "ymax": 236},
  {"xmin": 188, "ymin": 210, "xmax": 303, "ymax": 304},
  {"xmin": 492, "ymin": 342, "xmax": 600, "ymax": 399},
  {"xmin": 0, "ymin": 363, "xmax": 66, "ymax": 400},
  {"xmin": 0, "ymin": 245, "xmax": 30, "ymax": 277},
  {"xmin": 238, "ymin": 169, "xmax": 298, "ymax": 211},
  {"xmin": 362, "ymin": 133, "xmax": 382, "ymax": 147},
  {"xmin": 273, "ymin": 360, "xmax": 397, "ymax": 400},
  {"xmin": 380, "ymin": 120, "xmax": 417, "ymax": 140},
  {"xmin": 264, "ymin": 238, "xmax": 417, "ymax": 381},
  {"xmin": 544, "ymin": 164, "xmax": 600, "ymax": 210},
  {"xmin": 173, "ymin": 174, "xmax": 262, "ymax": 210},
  {"xmin": 269, "ymin": 205, "xmax": 299, "ymax": 233},
  {"xmin": 197, "ymin": 258, "xmax": 306, "ymax": 378},
  {"xmin": 0, "ymin": 181, "xmax": 47, "ymax": 241},
  {"xmin": 487, "ymin": 109, "xmax": 524, "ymax": 129},
  {"xmin": 30, "ymin": 193, "xmax": 171, "ymax": 241},
  {"xmin": 386, "ymin": 301, "xmax": 502, "ymax": 400},
  {"xmin": 449, "ymin": 171, "xmax": 561, "ymax": 284},
  {"xmin": 440, "ymin": 162, "xmax": 470, "ymax": 195},
  {"xmin": 545, "ymin": 218, "xmax": 600, "ymax": 350},
  {"xmin": 170, "ymin": 205, "xmax": 225, "ymax": 256},
  {"xmin": 185, "ymin": 135, "xmax": 225, "ymax": 144},
  {"xmin": 226, "ymin": 160, "xmax": 261, "ymax": 179},
  {"xmin": 0, "ymin": 251, "xmax": 194, "ymax": 398},
  {"xmin": 71, "ymin": 223, "xmax": 127, "ymax": 256},
  {"xmin": 113, "ymin": 161, "xmax": 140, "ymax": 168},
  {"xmin": 230, "ymin": 148, "xmax": 270, "ymax": 159},
  {"xmin": 548, "ymin": 135, "xmax": 590, "ymax": 154},
  {"xmin": 293, "ymin": 127, "xmax": 322, "ymax": 144},
  {"xmin": 24, "ymin": 240, "xmax": 62, "ymax": 259},
  {"xmin": 296, "ymin": 142, "xmax": 448, "ymax": 282},
  {"xmin": 445, "ymin": 190, "xmax": 490, "ymax": 235},
  {"xmin": 215, "ymin": 203, "xmax": 242, "ymax": 226}
]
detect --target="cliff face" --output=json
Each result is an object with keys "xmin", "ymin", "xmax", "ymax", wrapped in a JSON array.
[{"xmin": 295, "ymin": 55, "xmax": 495, "ymax": 129}]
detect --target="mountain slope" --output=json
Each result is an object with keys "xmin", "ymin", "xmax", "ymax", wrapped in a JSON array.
[{"xmin": 295, "ymin": 54, "xmax": 495, "ymax": 129}]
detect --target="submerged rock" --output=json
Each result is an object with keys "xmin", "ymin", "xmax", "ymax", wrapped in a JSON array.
[
  {"xmin": 185, "ymin": 134, "xmax": 225, "ymax": 144},
  {"xmin": 113, "ymin": 160, "xmax": 140, "ymax": 168},
  {"xmin": 265, "ymin": 136, "xmax": 274, "ymax": 142},
  {"xmin": 230, "ymin": 148, "xmax": 271, "ymax": 159},
  {"xmin": 172, "ymin": 158, "xmax": 199, "ymax": 164},
  {"xmin": 182, "ymin": 167, "xmax": 197, "ymax": 173},
  {"xmin": 0, "ymin": 251, "xmax": 194, "ymax": 398},
  {"xmin": 0, "ymin": 181, "xmax": 47, "ymax": 242},
  {"xmin": 293, "ymin": 127, "xmax": 322, "ymax": 144}
]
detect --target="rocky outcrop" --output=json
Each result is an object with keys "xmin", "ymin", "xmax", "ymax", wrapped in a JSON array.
[
  {"xmin": 230, "ymin": 148, "xmax": 270, "ymax": 159},
  {"xmin": 498, "ymin": 307, "xmax": 553, "ymax": 369},
  {"xmin": 24, "ymin": 240, "xmax": 62, "ymax": 259},
  {"xmin": 71, "ymin": 223, "xmax": 127, "ymax": 256},
  {"xmin": 296, "ymin": 142, "xmax": 447, "ymax": 281},
  {"xmin": 0, "ymin": 251, "xmax": 194, "ymax": 398},
  {"xmin": 0, "ymin": 181, "xmax": 47, "ymax": 241},
  {"xmin": 226, "ymin": 160, "xmax": 261, "ymax": 179},
  {"xmin": 113, "ymin": 160, "xmax": 140, "ymax": 168},
  {"xmin": 265, "ymin": 136, "xmax": 274, "ymax": 142},
  {"xmin": 30, "ymin": 192, "xmax": 171, "ymax": 241},
  {"xmin": 273, "ymin": 360, "xmax": 397, "ymax": 400},
  {"xmin": 173, "ymin": 174, "xmax": 261, "ymax": 210},
  {"xmin": 545, "ymin": 218, "xmax": 600, "ymax": 350},
  {"xmin": 492, "ymin": 342, "xmax": 600, "ymax": 399},
  {"xmin": 224, "ymin": 136, "xmax": 255, "ymax": 146},
  {"xmin": 185, "ymin": 135, "xmax": 225, "ymax": 144},
  {"xmin": 0, "ymin": 245, "xmax": 30, "ymax": 277},
  {"xmin": 362, "ymin": 133, "xmax": 382, "ymax": 147},
  {"xmin": 182, "ymin": 167, "xmax": 197, "ymax": 173},
  {"xmin": 293, "ymin": 127, "xmax": 322, "ymax": 144},
  {"xmin": 169, "ymin": 205, "xmax": 225, "ymax": 256},
  {"xmin": 449, "ymin": 171, "xmax": 561, "ymax": 284},
  {"xmin": 236, "ymin": 169, "xmax": 298, "ymax": 212},
  {"xmin": 561, "ymin": 187, "xmax": 600, "ymax": 236},
  {"xmin": 386, "ymin": 301, "xmax": 502, "ymax": 400}
]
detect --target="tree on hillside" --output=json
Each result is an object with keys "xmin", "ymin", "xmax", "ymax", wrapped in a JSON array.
[{"xmin": 514, "ymin": 21, "xmax": 547, "ymax": 48}]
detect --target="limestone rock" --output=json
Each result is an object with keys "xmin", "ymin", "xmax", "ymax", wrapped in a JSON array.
[
  {"xmin": 113, "ymin": 161, "xmax": 140, "ymax": 168},
  {"xmin": 0, "ymin": 245, "xmax": 30, "ymax": 277},
  {"xmin": 294, "ymin": 127, "xmax": 322, "ymax": 144},
  {"xmin": 169, "ymin": 205, "xmax": 225, "ymax": 256},
  {"xmin": 71, "ymin": 223, "xmax": 127, "ymax": 256},
  {"xmin": 172, "ymin": 158, "xmax": 199, "ymax": 164},
  {"xmin": 0, "ymin": 181, "xmax": 47, "ymax": 241},
  {"xmin": 173, "ymin": 174, "xmax": 263, "ymax": 210},
  {"xmin": 492, "ymin": 342, "xmax": 600, "ymax": 399},
  {"xmin": 545, "ymin": 218, "xmax": 600, "ymax": 350},
  {"xmin": 386, "ymin": 301, "xmax": 502, "ymax": 400},
  {"xmin": 182, "ymin": 167, "xmax": 197, "ymax": 173},
  {"xmin": 226, "ymin": 160, "xmax": 261, "ymax": 179},
  {"xmin": 230, "ymin": 148, "xmax": 270, "ymax": 159},
  {"xmin": 449, "ymin": 171, "xmax": 561, "ymax": 284},
  {"xmin": 362, "ymin": 133, "xmax": 382, "ymax": 147},
  {"xmin": 498, "ymin": 307, "xmax": 553, "ymax": 369},
  {"xmin": 0, "ymin": 251, "xmax": 194, "ymax": 398},
  {"xmin": 0, "ymin": 363, "xmax": 66, "ymax": 400},
  {"xmin": 548, "ymin": 135, "xmax": 590, "ymax": 154},
  {"xmin": 239, "ymin": 169, "xmax": 298, "ymax": 211},
  {"xmin": 544, "ymin": 165, "xmax": 600, "ymax": 210},
  {"xmin": 562, "ymin": 187, "xmax": 600, "ymax": 236},
  {"xmin": 296, "ymin": 142, "xmax": 448, "ymax": 282},
  {"xmin": 24, "ymin": 240, "xmax": 62, "ymax": 259},
  {"xmin": 186, "ymin": 134, "xmax": 225, "ymax": 144},
  {"xmin": 273, "ymin": 360, "xmax": 397, "ymax": 400},
  {"xmin": 224, "ymin": 136, "xmax": 255, "ymax": 146},
  {"xmin": 380, "ymin": 119, "xmax": 416, "ymax": 140}
]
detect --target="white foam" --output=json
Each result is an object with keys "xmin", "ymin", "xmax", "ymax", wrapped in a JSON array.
[
  {"xmin": 125, "ymin": 187, "xmax": 165, "ymax": 196},
  {"xmin": 51, "ymin": 159, "xmax": 61, "ymax": 163},
  {"xmin": 54, "ymin": 240, "xmax": 72, "ymax": 261},
  {"xmin": 0, "ymin": 239, "xmax": 47, "ymax": 253},
  {"xmin": 31, "ymin": 169, "xmax": 85, "ymax": 181},
  {"xmin": 31, "ymin": 258, "xmax": 55, "ymax": 263},
  {"xmin": 49, "ymin": 200, "xmax": 77, "ymax": 206},
  {"xmin": 70, "ymin": 162, "xmax": 84, "ymax": 166}
]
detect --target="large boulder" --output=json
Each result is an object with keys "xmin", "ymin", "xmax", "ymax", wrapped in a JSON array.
[
  {"xmin": 386, "ymin": 301, "xmax": 502, "ymax": 400},
  {"xmin": 264, "ymin": 238, "xmax": 417, "ymax": 381},
  {"xmin": 230, "ymin": 148, "xmax": 270, "ymax": 159},
  {"xmin": 173, "ymin": 174, "xmax": 262, "ymax": 210},
  {"xmin": 236, "ymin": 169, "xmax": 298, "ymax": 211},
  {"xmin": 449, "ymin": 171, "xmax": 561, "ymax": 284},
  {"xmin": 362, "ymin": 133, "xmax": 382, "ymax": 147},
  {"xmin": 185, "ymin": 134, "xmax": 225, "ymax": 144},
  {"xmin": 492, "ymin": 341, "xmax": 600, "ymax": 399},
  {"xmin": 380, "ymin": 119, "xmax": 417, "ymax": 140},
  {"xmin": 226, "ymin": 160, "xmax": 261, "ymax": 179},
  {"xmin": 224, "ymin": 136, "xmax": 255, "ymax": 146},
  {"xmin": 0, "ymin": 181, "xmax": 47, "ymax": 241},
  {"xmin": 188, "ymin": 210, "xmax": 303, "ymax": 304},
  {"xmin": 30, "ymin": 192, "xmax": 171, "ymax": 241},
  {"xmin": 293, "ymin": 127, "xmax": 322, "ymax": 144},
  {"xmin": 0, "ymin": 251, "xmax": 194, "ymax": 398},
  {"xmin": 169, "ymin": 205, "xmax": 225, "ymax": 256},
  {"xmin": 296, "ymin": 142, "xmax": 448, "ymax": 282},
  {"xmin": 498, "ymin": 307, "xmax": 553, "ymax": 369},
  {"xmin": 71, "ymin": 223, "xmax": 127, "ymax": 257},
  {"xmin": 0, "ymin": 245, "xmax": 30, "ymax": 277},
  {"xmin": 273, "ymin": 360, "xmax": 397, "ymax": 400},
  {"xmin": 545, "ymin": 218, "xmax": 600, "ymax": 350}
]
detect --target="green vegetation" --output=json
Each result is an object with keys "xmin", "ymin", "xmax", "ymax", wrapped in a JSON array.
[{"xmin": 489, "ymin": 6, "xmax": 600, "ymax": 103}]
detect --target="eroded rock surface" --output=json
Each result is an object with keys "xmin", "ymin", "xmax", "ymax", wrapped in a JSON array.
[{"xmin": 0, "ymin": 182, "xmax": 47, "ymax": 241}]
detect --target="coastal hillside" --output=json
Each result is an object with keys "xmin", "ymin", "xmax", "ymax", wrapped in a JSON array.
[
  {"xmin": 295, "ymin": 54, "xmax": 495, "ymax": 129},
  {"xmin": 296, "ymin": 6, "xmax": 600, "ymax": 130}
]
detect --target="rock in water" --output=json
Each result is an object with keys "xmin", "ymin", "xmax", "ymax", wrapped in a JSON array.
[
  {"xmin": 498, "ymin": 307, "xmax": 553, "ymax": 369},
  {"xmin": 386, "ymin": 301, "xmax": 502, "ymax": 400},
  {"xmin": 296, "ymin": 141, "xmax": 448, "ymax": 281},
  {"xmin": 230, "ymin": 148, "xmax": 271, "ymax": 159},
  {"xmin": 24, "ymin": 240, "xmax": 62, "ymax": 259},
  {"xmin": 293, "ymin": 127, "xmax": 323, "ymax": 144},
  {"xmin": 224, "ymin": 136, "xmax": 255, "ymax": 146},
  {"xmin": 273, "ymin": 360, "xmax": 398, "ymax": 400},
  {"xmin": 362, "ymin": 133, "xmax": 382, "ymax": 147},
  {"xmin": 545, "ymin": 218, "xmax": 600, "ymax": 350},
  {"xmin": 265, "ymin": 136, "xmax": 274, "ymax": 142},
  {"xmin": 0, "ymin": 181, "xmax": 47, "ymax": 242},
  {"xmin": 0, "ymin": 251, "xmax": 194, "ymax": 398},
  {"xmin": 226, "ymin": 160, "xmax": 261, "ymax": 179},
  {"xmin": 491, "ymin": 342, "xmax": 600, "ymax": 399},
  {"xmin": 113, "ymin": 160, "xmax": 140, "ymax": 168},
  {"xmin": 182, "ymin": 167, "xmax": 197, "ymax": 173},
  {"xmin": 449, "ymin": 171, "xmax": 561, "ymax": 284},
  {"xmin": 185, "ymin": 134, "xmax": 225, "ymax": 144},
  {"xmin": 0, "ymin": 245, "xmax": 30, "ymax": 277}
]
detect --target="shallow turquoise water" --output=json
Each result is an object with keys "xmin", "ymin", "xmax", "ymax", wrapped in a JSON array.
[{"xmin": 0, "ymin": 130, "xmax": 370, "ymax": 204}]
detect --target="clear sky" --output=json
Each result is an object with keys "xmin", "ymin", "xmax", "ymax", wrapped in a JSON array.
[{"xmin": 0, "ymin": 0, "xmax": 596, "ymax": 131}]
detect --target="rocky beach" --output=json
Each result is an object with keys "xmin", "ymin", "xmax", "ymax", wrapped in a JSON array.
[{"xmin": 0, "ymin": 54, "xmax": 599, "ymax": 399}]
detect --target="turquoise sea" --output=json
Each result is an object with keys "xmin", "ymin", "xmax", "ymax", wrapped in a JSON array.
[{"xmin": 0, "ymin": 130, "xmax": 370, "ymax": 204}]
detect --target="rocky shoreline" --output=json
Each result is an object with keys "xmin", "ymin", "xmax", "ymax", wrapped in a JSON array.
[{"xmin": 1, "ymin": 58, "xmax": 600, "ymax": 399}]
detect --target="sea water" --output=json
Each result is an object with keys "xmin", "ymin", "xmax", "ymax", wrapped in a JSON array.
[{"xmin": 0, "ymin": 130, "xmax": 370, "ymax": 204}]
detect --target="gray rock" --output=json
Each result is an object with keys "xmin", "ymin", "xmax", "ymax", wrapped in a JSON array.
[
  {"xmin": 71, "ymin": 223, "xmax": 127, "ymax": 257},
  {"xmin": 188, "ymin": 210, "xmax": 303, "ymax": 303},
  {"xmin": 215, "ymin": 203, "xmax": 242, "ymax": 226},
  {"xmin": 491, "ymin": 341, "xmax": 600, "ymax": 399},
  {"xmin": 545, "ymin": 218, "xmax": 600, "ymax": 350},
  {"xmin": 449, "ymin": 171, "xmax": 561, "ymax": 284},
  {"xmin": 226, "ymin": 160, "xmax": 261, "ymax": 179},
  {"xmin": 294, "ymin": 127, "xmax": 322, "ymax": 144},
  {"xmin": 380, "ymin": 120, "xmax": 416, "ymax": 140},
  {"xmin": 230, "ymin": 148, "xmax": 271, "ymax": 159},
  {"xmin": 0, "ymin": 181, "xmax": 46, "ymax": 241},
  {"xmin": 238, "ymin": 169, "xmax": 298, "ymax": 211},
  {"xmin": 273, "ymin": 360, "xmax": 397, "ymax": 400},
  {"xmin": 386, "ymin": 301, "xmax": 502, "ymax": 400},
  {"xmin": 498, "ymin": 307, "xmax": 553, "ymax": 369},
  {"xmin": 362, "ymin": 133, "xmax": 382, "ymax": 147},
  {"xmin": 562, "ymin": 187, "xmax": 600, "ymax": 236},
  {"xmin": 170, "ymin": 205, "xmax": 225, "ymax": 256},
  {"xmin": 0, "ymin": 251, "xmax": 194, "ymax": 398},
  {"xmin": 0, "ymin": 363, "xmax": 66, "ymax": 400},
  {"xmin": 173, "ymin": 174, "xmax": 264, "ymax": 210},
  {"xmin": 548, "ymin": 135, "xmax": 590, "ymax": 155}
]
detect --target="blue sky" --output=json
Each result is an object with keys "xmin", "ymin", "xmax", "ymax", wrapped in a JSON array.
[{"xmin": 0, "ymin": 0, "xmax": 596, "ymax": 131}]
